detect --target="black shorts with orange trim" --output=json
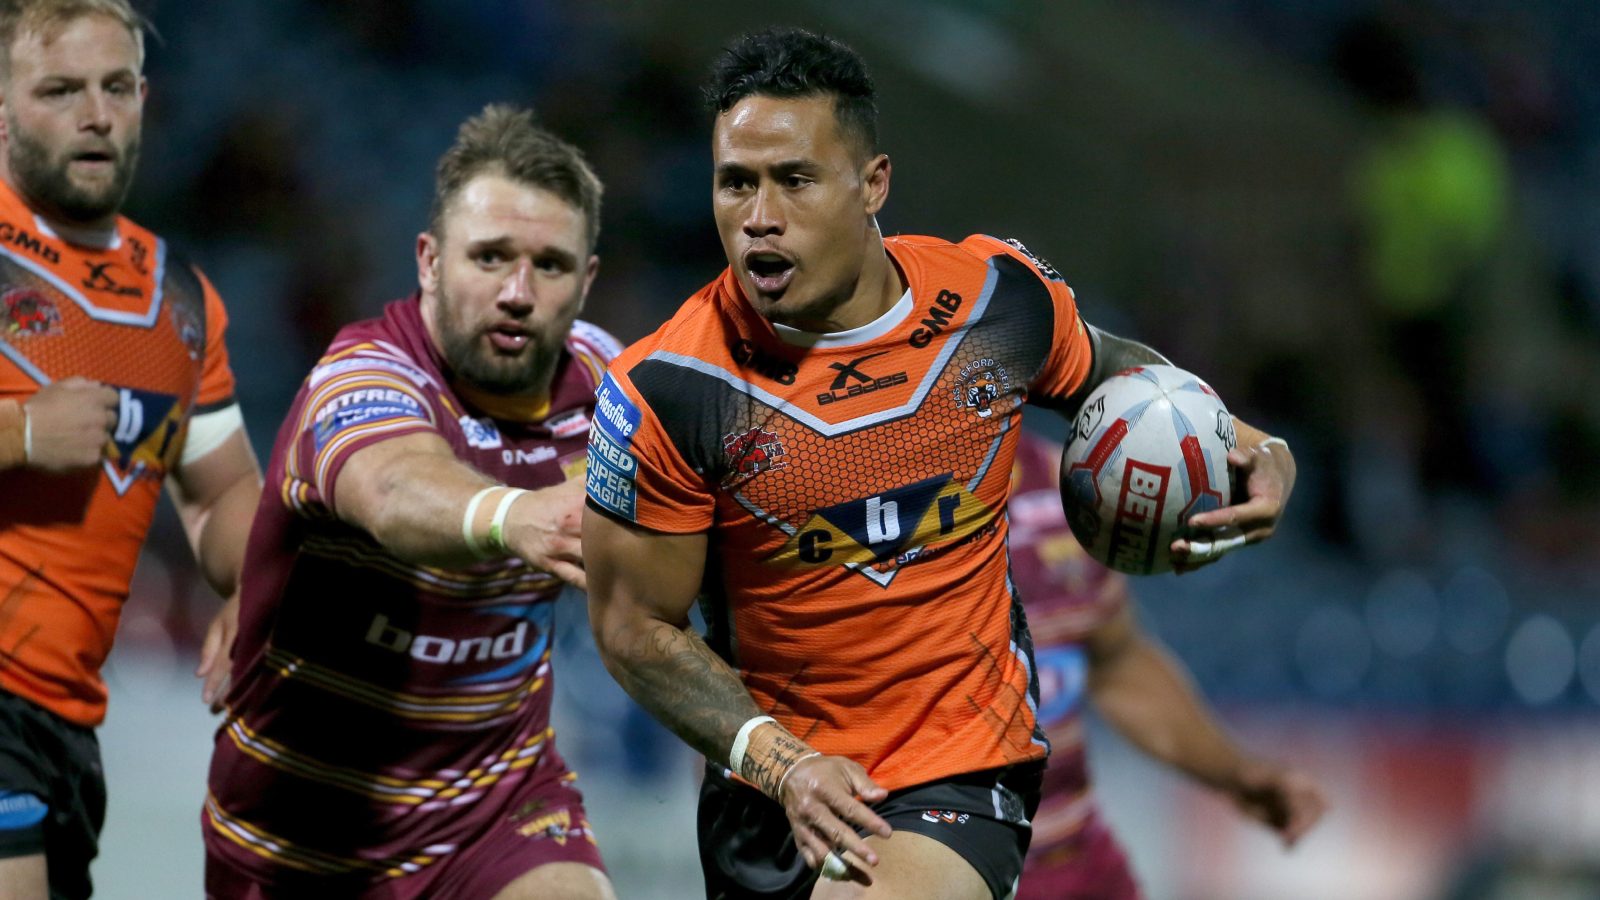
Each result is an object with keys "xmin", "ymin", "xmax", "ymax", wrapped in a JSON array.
[{"xmin": 697, "ymin": 761, "xmax": 1043, "ymax": 900}]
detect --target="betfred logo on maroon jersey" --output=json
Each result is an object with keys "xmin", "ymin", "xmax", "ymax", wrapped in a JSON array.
[{"xmin": 1108, "ymin": 460, "xmax": 1168, "ymax": 573}]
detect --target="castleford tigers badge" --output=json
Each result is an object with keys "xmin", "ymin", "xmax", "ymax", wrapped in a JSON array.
[
  {"xmin": 953, "ymin": 357, "xmax": 1014, "ymax": 419},
  {"xmin": 2, "ymin": 287, "xmax": 61, "ymax": 337}
]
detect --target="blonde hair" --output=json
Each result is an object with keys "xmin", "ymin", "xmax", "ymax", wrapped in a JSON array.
[
  {"xmin": 431, "ymin": 104, "xmax": 604, "ymax": 251},
  {"xmin": 0, "ymin": 0, "xmax": 150, "ymax": 76}
]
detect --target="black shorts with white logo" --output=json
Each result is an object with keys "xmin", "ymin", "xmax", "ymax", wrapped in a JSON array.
[
  {"xmin": 0, "ymin": 689, "xmax": 105, "ymax": 900},
  {"xmin": 698, "ymin": 760, "xmax": 1043, "ymax": 900}
]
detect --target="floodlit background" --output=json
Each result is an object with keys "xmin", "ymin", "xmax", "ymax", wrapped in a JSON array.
[{"xmin": 95, "ymin": 1, "xmax": 1600, "ymax": 898}]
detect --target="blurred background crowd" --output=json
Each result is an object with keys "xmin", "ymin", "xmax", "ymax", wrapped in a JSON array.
[{"xmin": 95, "ymin": 1, "xmax": 1599, "ymax": 898}]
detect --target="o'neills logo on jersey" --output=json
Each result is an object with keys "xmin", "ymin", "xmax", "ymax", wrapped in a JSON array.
[
  {"xmin": 953, "ymin": 357, "xmax": 1013, "ymax": 419},
  {"xmin": 722, "ymin": 426, "xmax": 786, "ymax": 482},
  {"xmin": 1109, "ymin": 461, "xmax": 1168, "ymax": 573},
  {"xmin": 365, "ymin": 613, "xmax": 528, "ymax": 665}
]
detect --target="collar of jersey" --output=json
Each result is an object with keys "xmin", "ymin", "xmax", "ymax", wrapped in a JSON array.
[
  {"xmin": 33, "ymin": 212, "xmax": 120, "ymax": 250},
  {"xmin": 450, "ymin": 378, "xmax": 551, "ymax": 424},
  {"xmin": 770, "ymin": 287, "xmax": 913, "ymax": 349}
]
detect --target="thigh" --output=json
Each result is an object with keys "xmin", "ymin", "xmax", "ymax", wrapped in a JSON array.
[
  {"xmin": 489, "ymin": 862, "xmax": 615, "ymax": 900},
  {"xmin": 434, "ymin": 777, "xmax": 608, "ymax": 900},
  {"xmin": 0, "ymin": 854, "xmax": 47, "ymax": 900},
  {"xmin": 697, "ymin": 764, "xmax": 813, "ymax": 900},
  {"xmin": 811, "ymin": 830, "xmax": 988, "ymax": 900}
]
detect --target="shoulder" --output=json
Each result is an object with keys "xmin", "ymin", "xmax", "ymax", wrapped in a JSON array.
[
  {"xmin": 307, "ymin": 316, "xmax": 440, "ymax": 396},
  {"xmin": 566, "ymin": 319, "xmax": 626, "ymax": 365},
  {"xmin": 958, "ymin": 234, "xmax": 1067, "ymax": 284},
  {"xmin": 609, "ymin": 274, "xmax": 734, "ymax": 376}
]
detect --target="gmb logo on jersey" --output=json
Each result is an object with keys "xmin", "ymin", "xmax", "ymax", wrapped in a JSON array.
[
  {"xmin": 103, "ymin": 386, "xmax": 183, "ymax": 496},
  {"xmin": 767, "ymin": 474, "xmax": 993, "ymax": 577}
]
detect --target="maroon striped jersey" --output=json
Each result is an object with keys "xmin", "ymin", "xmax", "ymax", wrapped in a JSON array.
[
  {"xmin": 203, "ymin": 296, "xmax": 618, "ymax": 885},
  {"xmin": 1008, "ymin": 432, "xmax": 1131, "ymax": 871}
]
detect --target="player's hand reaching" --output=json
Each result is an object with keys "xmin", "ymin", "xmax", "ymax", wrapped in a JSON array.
[
  {"xmin": 23, "ymin": 377, "xmax": 119, "ymax": 472},
  {"xmin": 777, "ymin": 753, "xmax": 892, "ymax": 883},
  {"xmin": 196, "ymin": 593, "xmax": 240, "ymax": 713},
  {"xmin": 1224, "ymin": 757, "xmax": 1327, "ymax": 848},
  {"xmin": 1171, "ymin": 435, "xmax": 1295, "ymax": 572},
  {"xmin": 504, "ymin": 477, "xmax": 587, "ymax": 590}
]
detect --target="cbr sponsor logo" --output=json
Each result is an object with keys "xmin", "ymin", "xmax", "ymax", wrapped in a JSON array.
[
  {"xmin": 103, "ymin": 386, "xmax": 183, "ymax": 495},
  {"xmin": 769, "ymin": 474, "xmax": 993, "ymax": 577}
]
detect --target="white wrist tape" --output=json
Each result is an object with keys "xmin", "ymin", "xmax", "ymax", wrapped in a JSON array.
[
  {"xmin": 1258, "ymin": 436, "xmax": 1289, "ymax": 453},
  {"xmin": 20, "ymin": 406, "xmax": 30, "ymax": 462},
  {"xmin": 775, "ymin": 751, "xmax": 822, "ymax": 800},
  {"xmin": 487, "ymin": 488, "xmax": 529, "ymax": 554},
  {"xmin": 461, "ymin": 486, "xmax": 501, "ymax": 560},
  {"xmin": 729, "ymin": 714, "xmax": 776, "ymax": 777}
]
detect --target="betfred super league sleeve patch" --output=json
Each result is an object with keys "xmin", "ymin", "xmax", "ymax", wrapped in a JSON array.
[
  {"xmin": 311, "ymin": 386, "xmax": 428, "ymax": 450},
  {"xmin": 585, "ymin": 372, "xmax": 641, "ymax": 520}
]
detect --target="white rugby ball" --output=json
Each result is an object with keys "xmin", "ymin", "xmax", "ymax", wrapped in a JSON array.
[{"xmin": 1059, "ymin": 365, "xmax": 1236, "ymax": 575}]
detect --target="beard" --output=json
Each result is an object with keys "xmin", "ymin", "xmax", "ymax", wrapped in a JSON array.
[
  {"xmin": 433, "ymin": 280, "xmax": 570, "ymax": 396},
  {"xmin": 7, "ymin": 120, "xmax": 139, "ymax": 225}
]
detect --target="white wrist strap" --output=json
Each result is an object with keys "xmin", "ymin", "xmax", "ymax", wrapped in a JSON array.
[
  {"xmin": 776, "ymin": 751, "xmax": 822, "ymax": 800},
  {"xmin": 729, "ymin": 714, "xmax": 776, "ymax": 777},
  {"xmin": 20, "ymin": 406, "xmax": 30, "ymax": 462},
  {"xmin": 1258, "ymin": 436, "xmax": 1289, "ymax": 453},
  {"xmin": 461, "ymin": 486, "xmax": 501, "ymax": 560},
  {"xmin": 487, "ymin": 488, "xmax": 529, "ymax": 554}
]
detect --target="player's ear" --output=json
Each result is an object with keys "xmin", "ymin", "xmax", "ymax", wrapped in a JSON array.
[
  {"xmin": 862, "ymin": 153, "xmax": 890, "ymax": 216},
  {"xmin": 416, "ymin": 232, "xmax": 440, "ymax": 294},
  {"xmin": 581, "ymin": 254, "xmax": 599, "ymax": 301}
]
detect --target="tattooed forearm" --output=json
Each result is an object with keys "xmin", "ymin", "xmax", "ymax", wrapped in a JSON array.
[
  {"xmin": 1088, "ymin": 324, "xmax": 1172, "ymax": 384},
  {"xmin": 600, "ymin": 618, "xmax": 765, "ymax": 764},
  {"xmin": 742, "ymin": 723, "xmax": 816, "ymax": 799}
]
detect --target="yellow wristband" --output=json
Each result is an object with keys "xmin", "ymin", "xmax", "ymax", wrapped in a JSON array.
[{"xmin": 461, "ymin": 486, "xmax": 501, "ymax": 560}]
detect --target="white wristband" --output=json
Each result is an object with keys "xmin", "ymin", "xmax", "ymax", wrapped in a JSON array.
[
  {"xmin": 487, "ymin": 488, "xmax": 529, "ymax": 554},
  {"xmin": 1258, "ymin": 436, "xmax": 1289, "ymax": 453},
  {"xmin": 775, "ymin": 751, "xmax": 822, "ymax": 800},
  {"xmin": 20, "ymin": 406, "xmax": 30, "ymax": 462},
  {"xmin": 729, "ymin": 714, "xmax": 776, "ymax": 777},
  {"xmin": 461, "ymin": 486, "xmax": 500, "ymax": 560}
]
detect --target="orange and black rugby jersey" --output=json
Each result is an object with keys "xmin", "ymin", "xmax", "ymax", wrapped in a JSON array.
[
  {"xmin": 0, "ymin": 178, "xmax": 236, "ymax": 726},
  {"xmin": 588, "ymin": 234, "xmax": 1093, "ymax": 790}
]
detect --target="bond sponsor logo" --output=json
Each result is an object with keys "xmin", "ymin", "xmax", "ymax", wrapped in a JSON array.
[
  {"xmin": 365, "ymin": 612, "xmax": 529, "ymax": 665},
  {"xmin": 1109, "ymin": 460, "xmax": 1168, "ymax": 573},
  {"xmin": 546, "ymin": 409, "xmax": 590, "ymax": 440},
  {"xmin": 920, "ymin": 810, "xmax": 971, "ymax": 825},
  {"xmin": 1002, "ymin": 238, "xmax": 1063, "ymax": 282},
  {"xmin": 312, "ymin": 389, "xmax": 424, "ymax": 449},
  {"xmin": 2, "ymin": 287, "xmax": 60, "ymax": 337},
  {"xmin": 459, "ymin": 415, "xmax": 503, "ymax": 450},
  {"xmin": 80, "ymin": 260, "xmax": 141, "ymax": 298},
  {"xmin": 816, "ymin": 351, "xmax": 907, "ymax": 405},
  {"xmin": 103, "ymin": 386, "xmax": 183, "ymax": 495},
  {"xmin": 722, "ymin": 427, "xmax": 787, "ymax": 482},
  {"xmin": 953, "ymin": 357, "xmax": 1013, "ymax": 419},
  {"xmin": 907, "ymin": 289, "xmax": 962, "ymax": 349},
  {"xmin": 587, "ymin": 373, "xmax": 640, "ymax": 520},
  {"xmin": 731, "ymin": 338, "xmax": 797, "ymax": 385},
  {"xmin": 770, "ymin": 474, "xmax": 993, "ymax": 580},
  {"xmin": 0, "ymin": 223, "xmax": 58, "ymax": 264}
]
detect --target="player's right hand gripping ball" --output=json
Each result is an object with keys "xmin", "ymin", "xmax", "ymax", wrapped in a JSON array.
[{"xmin": 1060, "ymin": 365, "xmax": 1235, "ymax": 574}]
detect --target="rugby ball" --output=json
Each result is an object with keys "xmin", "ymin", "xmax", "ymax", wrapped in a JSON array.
[{"xmin": 1059, "ymin": 365, "xmax": 1236, "ymax": 574}]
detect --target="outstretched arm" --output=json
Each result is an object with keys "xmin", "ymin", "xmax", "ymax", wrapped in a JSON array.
[
  {"xmin": 1085, "ymin": 596, "xmax": 1326, "ymax": 847},
  {"xmin": 584, "ymin": 506, "xmax": 891, "ymax": 877}
]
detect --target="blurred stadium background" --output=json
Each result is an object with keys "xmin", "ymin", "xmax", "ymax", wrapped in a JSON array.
[{"xmin": 95, "ymin": 0, "xmax": 1600, "ymax": 897}]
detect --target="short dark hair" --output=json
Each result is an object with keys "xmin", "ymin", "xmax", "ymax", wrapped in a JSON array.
[
  {"xmin": 704, "ymin": 27, "xmax": 878, "ymax": 158},
  {"xmin": 430, "ymin": 104, "xmax": 603, "ymax": 251}
]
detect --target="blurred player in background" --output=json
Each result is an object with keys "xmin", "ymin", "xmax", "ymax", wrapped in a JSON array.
[
  {"xmin": 585, "ymin": 27, "xmax": 1299, "ymax": 900},
  {"xmin": 203, "ymin": 105, "xmax": 616, "ymax": 899},
  {"xmin": 1009, "ymin": 431, "xmax": 1325, "ymax": 899},
  {"xmin": 0, "ymin": 2, "xmax": 260, "ymax": 897}
]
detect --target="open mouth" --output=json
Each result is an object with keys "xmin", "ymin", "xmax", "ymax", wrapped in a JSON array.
[
  {"xmin": 487, "ymin": 323, "xmax": 530, "ymax": 352},
  {"xmin": 745, "ymin": 251, "xmax": 795, "ymax": 295}
]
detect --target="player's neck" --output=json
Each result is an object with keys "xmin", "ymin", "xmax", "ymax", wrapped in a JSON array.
[
  {"xmin": 788, "ymin": 238, "xmax": 905, "ymax": 334},
  {"xmin": 451, "ymin": 377, "xmax": 551, "ymax": 424},
  {"xmin": 0, "ymin": 169, "xmax": 120, "ymax": 248}
]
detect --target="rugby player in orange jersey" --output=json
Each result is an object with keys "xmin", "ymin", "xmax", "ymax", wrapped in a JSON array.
[
  {"xmin": 0, "ymin": 2, "xmax": 261, "ymax": 898},
  {"xmin": 585, "ymin": 27, "xmax": 1301, "ymax": 899}
]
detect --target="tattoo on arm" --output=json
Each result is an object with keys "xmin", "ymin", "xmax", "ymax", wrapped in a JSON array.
[
  {"xmin": 742, "ymin": 728, "xmax": 814, "ymax": 799},
  {"xmin": 604, "ymin": 619, "xmax": 764, "ymax": 767},
  {"xmin": 1089, "ymin": 325, "xmax": 1172, "ymax": 383}
]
